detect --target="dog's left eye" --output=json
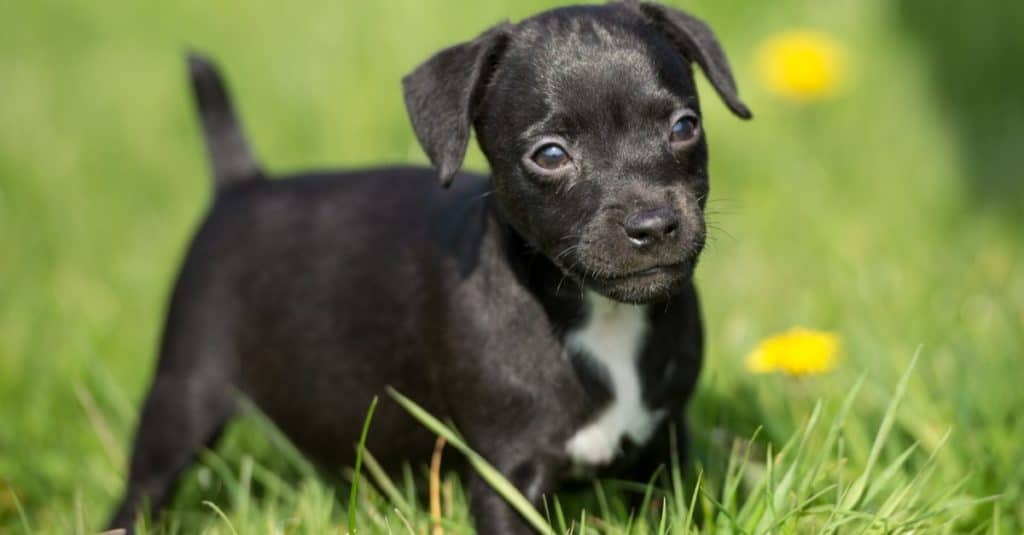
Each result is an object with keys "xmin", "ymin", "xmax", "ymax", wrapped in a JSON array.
[{"xmin": 669, "ymin": 115, "xmax": 700, "ymax": 145}]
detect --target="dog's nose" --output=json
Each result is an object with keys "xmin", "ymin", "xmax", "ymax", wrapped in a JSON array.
[{"xmin": 623, "ymin": 207, "xmax": 680, "ymax": 247}]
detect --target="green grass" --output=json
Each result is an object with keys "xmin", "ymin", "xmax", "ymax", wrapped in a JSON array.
[{"xmin": 1, "ymin": 0, "xmax": 1022, "ymax": 533}]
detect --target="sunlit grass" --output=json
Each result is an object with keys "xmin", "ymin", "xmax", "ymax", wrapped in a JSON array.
[{"xmin": 30, "ymin": 352, "xmax": 990, "ymax": 534}]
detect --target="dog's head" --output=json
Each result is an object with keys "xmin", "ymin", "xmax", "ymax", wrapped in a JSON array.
[{"xmin": 403, "ymin": 2, "xmax": 751, "ymax": 304}]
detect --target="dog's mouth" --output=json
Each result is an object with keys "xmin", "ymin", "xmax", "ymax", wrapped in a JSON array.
[
  {"xmin": 600, "ymin": 262, "xmax": 689, "ymax": 281},
  {"xmin": 561, "ymin": 260, "xmax": 694, "ymax": 304}
]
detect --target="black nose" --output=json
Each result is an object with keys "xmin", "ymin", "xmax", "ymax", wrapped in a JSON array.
[{"xmin": 623, "ymin": 207, "xmax": 680, "ymax": 247}]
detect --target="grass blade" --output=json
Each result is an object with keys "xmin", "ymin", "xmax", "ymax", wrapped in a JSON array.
[
  {"xmin": 349, "ymin": 396, "xmax": 379, "ymax": 534},
  {"xmin": 388, "ymin": 387, "xmax": 555, "ymax": 535},
  {"xmin": 202, "ymin": 500, "xmax": 239, "ymax": 535},
  {"xmin": 839, "ymin": 348, "xmax": 920, "ymax": 510}
]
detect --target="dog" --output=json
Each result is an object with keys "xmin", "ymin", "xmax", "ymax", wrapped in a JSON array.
[{"xmin": 108, "ymin": 2, "xmax": 750, "ymax": 532}]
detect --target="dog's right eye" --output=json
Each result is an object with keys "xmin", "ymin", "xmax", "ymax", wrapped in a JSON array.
[{"xmin": 530, "ymin": 143, "xmax": 571, "ymax": 171}]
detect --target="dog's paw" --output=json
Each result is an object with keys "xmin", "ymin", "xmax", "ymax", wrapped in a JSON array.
[{"xmin": 566, "ymin": 425, "xmax": 619, "ymax": 466}]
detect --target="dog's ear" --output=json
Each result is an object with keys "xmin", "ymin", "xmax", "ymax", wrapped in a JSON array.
[
  {"xmin": 635, "ymin": 3, "xmax": 752, "ymax": 119},
  {"xmin": 403, "ymin": 23, "xmax": 511, "ymax": 188}
]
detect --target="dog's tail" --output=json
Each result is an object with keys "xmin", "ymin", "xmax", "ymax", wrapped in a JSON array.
[{"xmin": 188, "ymin": 51, "xmax": 263, "ymax": 188}]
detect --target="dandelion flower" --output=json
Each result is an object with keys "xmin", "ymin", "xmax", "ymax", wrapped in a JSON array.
[
  {"xmin": 746, "ymin": 327, "xmax": 840, "ymax": 376},
  {"xmin": 756, "ymin": 30, "xmax": 848, "ymax": 102}
]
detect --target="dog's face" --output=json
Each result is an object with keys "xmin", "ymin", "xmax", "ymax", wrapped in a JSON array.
[{"xmin": 404, "ymin": 2, "xmax": 751, "ymax": 303}]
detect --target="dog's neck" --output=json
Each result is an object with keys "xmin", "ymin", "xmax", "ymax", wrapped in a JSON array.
[{"xmin": 489, "ymin": 201, "xmax": 601, "ymax": 334}]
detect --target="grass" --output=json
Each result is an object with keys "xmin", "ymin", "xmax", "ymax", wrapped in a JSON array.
[{"xmin": 1, "ymin": 0, "xmax": 1022, "ymax": 533}]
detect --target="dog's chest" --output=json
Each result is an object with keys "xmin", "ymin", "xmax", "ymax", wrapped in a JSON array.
[{"xmin": 564, "ymin": 293, "xmax": 665, "ymax": 467}]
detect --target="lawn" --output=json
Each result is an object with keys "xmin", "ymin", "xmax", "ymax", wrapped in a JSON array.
[{"xmin": 1, "ymin": 0, "xmax": 1021, "ymax": 533}]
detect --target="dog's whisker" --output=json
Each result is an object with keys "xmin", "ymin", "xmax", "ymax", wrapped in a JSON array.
[
  {"xmin": 555, "ymin": 245, "xmax": 580, "ymax": 262},
  {"xmin": 706, "ymin": 223, "xmax": 737, "ymax": 244},
  {"xmin": 466, "ymin": 190, "xmax": 495, "ymax": 206}
]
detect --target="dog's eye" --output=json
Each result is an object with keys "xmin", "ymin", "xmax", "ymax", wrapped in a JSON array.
[
  {"xmin": 530, "ymin": 143, "xmax": 571, "ymax": 170},
  {"xmin": 669, "ymin": 115, "xmax": 700, "ymax": 145}
]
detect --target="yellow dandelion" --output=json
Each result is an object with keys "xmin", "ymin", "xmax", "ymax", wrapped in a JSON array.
[
  {"xmin": 755, "ymin": 30, "xmax": 849, "ymax": 102},
  {"xmin": 746, "ymin": 327, "xmax": 840, "ymax": 376}
]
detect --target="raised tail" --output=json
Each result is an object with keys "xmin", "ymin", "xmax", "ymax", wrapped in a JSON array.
[{"xmin": 187, "ymin": 52, "xmax": 263, "ymax": 188}]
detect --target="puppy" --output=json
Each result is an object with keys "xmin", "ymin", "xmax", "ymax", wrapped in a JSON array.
[{"xmin": 109, "ymin": 2, "xmax": 750, "ymax": 533}]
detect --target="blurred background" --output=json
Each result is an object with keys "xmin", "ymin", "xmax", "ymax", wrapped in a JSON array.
[{"xmin": 1, "ymin": 0, "xmax": 1021, "ymax": 532}]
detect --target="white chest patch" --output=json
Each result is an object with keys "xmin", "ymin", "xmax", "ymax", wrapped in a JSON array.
[{"xmin": 564, "ymin": 292, "xmax": 666, "ymax": 466}]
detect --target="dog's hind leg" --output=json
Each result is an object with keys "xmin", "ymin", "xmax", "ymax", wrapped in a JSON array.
[
  {"xmin": 107, "ymin": 375, "xmax": 235, "ymax": 531},
  {"xmin": 107, "ymin": 309, "xmax": 239, "ymax": 532}
]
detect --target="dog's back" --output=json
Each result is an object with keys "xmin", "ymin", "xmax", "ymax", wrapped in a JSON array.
[{"xmin": 185, "ymin": 166, "xmax": 493, "ymax": 460}]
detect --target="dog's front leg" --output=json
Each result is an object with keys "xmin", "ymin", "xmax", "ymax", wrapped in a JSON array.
[{"xmin": 466, "ymin": 449, "xmax": 562, "ymax": 535}]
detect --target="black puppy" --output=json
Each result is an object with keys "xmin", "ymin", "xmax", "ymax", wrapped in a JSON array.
[{"xmin": 109, "ymin": 2, "xmax": 750, "ymax": 532}]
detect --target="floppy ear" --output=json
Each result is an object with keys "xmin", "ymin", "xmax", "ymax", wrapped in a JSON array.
[
  {"xmin": 402, "ymin": 23, "xmax": 511, "ymax": 188},
  {"xmin": 636, "ymin": 2, "xmax": 752, "ymax": 119}
]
